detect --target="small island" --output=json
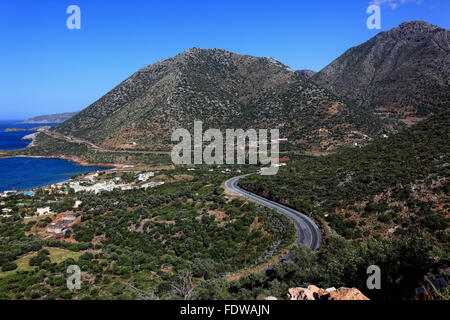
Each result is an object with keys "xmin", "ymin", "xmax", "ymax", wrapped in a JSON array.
[
  {"xmin": 4, "ymin": 126, "xmax": 50, "ymax": 133},
  {"xmin": 3, "ymin": 128, "xmax": 26, "ymax": 133}
]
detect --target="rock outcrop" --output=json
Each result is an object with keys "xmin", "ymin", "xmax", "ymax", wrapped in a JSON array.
[{"xmin": 289, "ymin": 285, "xmax": 369, "ymax": 300}]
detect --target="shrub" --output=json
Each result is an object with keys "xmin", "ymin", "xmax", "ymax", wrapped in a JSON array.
[{"xmin": 1, "ymin": 262, "xmax": 18, "ymax": 272}]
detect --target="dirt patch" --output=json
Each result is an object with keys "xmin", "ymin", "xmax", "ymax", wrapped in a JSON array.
[
  {"xmin": 173, "ymin": 174, "xmax": 194, "ymax": 181},
  {"xmin": 327, "ymin": 102, "xmax": 343, "ymax": 117},
  {"xmin": 208, "ymin": 210, "xmax": 227, "ymax": 221}
]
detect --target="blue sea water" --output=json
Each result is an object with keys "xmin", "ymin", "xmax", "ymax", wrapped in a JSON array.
[
  {"xmin": 0, "ymin": 157, "xmax": 108, "ymax": 192},
  {"xmin": 0, "ymin": 120, "xmax": 108, "ymax": 192},
  {"xmin": 0, "ymin": 120, "xmax": 58, "ymax": 150}
]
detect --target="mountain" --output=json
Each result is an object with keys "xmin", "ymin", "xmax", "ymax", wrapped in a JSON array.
[
  {"xmin": 296, "ymin": 69, "xmax": 316, "ymax": 79},
  {"xmin": 52, "ymin": 48, "xmax": 382, "ymax": 152},
  {"xmin": 20, "ymin": 112, "xmax": 79, "ymax": 124},
  {"xmin": 313, "ymin": 21, "xmax": 450, "ymax": 129}
]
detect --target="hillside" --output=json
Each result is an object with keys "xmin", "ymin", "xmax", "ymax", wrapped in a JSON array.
[
  {"xmin": 239, "ymin": 110, "xmax": 449, "ymax": 247},
  {"xmin": 20, "ymin": 112, "xmax": 79, "ymax": 124},
  {"xmin": 296, "ymin": 69, "xmax": 316, "ymax": 79},
  {"xmin": 52, "ymin": 48, "xmax": 382, "ymax": 152},
  {"xmin": 313, "ymin": 21, "xmax": 450, "ymax": 129}
]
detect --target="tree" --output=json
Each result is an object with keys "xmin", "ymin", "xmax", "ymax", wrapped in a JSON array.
[
  {"xmin": 171, "ymin": 269, "xmax": 195, "ymax": 300},
  {"xmin": 1, "ymin": 262, "xmax": 18, "ymax": 272}
]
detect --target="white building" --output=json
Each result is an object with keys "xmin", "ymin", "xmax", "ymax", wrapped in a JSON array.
[
  {"xmin": 2, "ymin": 191, "xmax": 16, "ymax": 197},
  {"xmin": 141, "ymin": 181, "xmax": 164, "ymax": 189},
  {"xmin": 120, "ymin": 186, "xmax": 134, "ymax": 191},
  {"xmin": 138, "ymin": 172, "xmax": 155, "ymax": 182},
  {"xmin": 36, "ymin": 207, "xmax": 51, "ymax": 216}
]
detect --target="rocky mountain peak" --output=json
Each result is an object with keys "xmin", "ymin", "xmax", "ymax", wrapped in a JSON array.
[
  {"xmin": 313, "ymin": 21, "xmax": 449, "ymax": 129},
  {"xmin": 380, "ymin": 20, "xmax": 445, "ymax": 42},
  {"xmin": 395, "ymin": 20, "xmax": 440, "ymax": 32}
]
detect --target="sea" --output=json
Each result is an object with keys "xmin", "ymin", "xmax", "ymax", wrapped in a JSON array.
[{"xmin": 0, "ymin": 120, "xmax": 108, "ymax": 192}]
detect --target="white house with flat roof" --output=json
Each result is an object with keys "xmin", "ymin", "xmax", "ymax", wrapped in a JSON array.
[
  {"xmin": 138, "ymin": 172, "xmax": 155, "ymax": 182},
  {"xmin": 37, "ymin": 207, "xmax": 51, "ymax": 216}
]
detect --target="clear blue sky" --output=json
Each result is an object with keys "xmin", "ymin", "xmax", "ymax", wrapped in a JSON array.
[{"xmin": 0, "ymin": 0, "xmax": 448, "ymax": 119}]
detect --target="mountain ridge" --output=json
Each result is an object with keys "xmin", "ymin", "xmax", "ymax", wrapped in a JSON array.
[
  {"xmin": 20, "ymin": 112, "xmax": 79, "ymax": 124},
  {"xmin": 313, "ymin": 20, "xmax": 450, "ymax": 129},
  {"xmin": 53, "ymin": 48, "xmax": 382, "ymax": 152}
]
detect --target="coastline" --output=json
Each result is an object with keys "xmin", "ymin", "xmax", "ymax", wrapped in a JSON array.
[
  {"xmin": 0, "ymin": 153, "xmax": 117, "ymax": 169},
  {"xmin": 0, "ymin": 155, "xmax": 118, "ymax": 193},
  {"xmin": 21, "ymin": 132, "xmax": 38, "ymax": 147}
]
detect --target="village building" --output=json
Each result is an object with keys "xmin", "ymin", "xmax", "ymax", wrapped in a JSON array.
[
  {"xmin": 141, "ymin": 181, "xmax": 164, "ymax": 190},
  {"xmin": 36, "ymin": 207, "xmax": 51, "ymax": 216},
  {"xmin": 47, "ymin": 221, "xmax": 67, "ymax": 234},
  {"xmin": 2, "ymin": 191, "xmax": 17, "ymax": 197},
  {"xmin": 138, "ymin": 172, "xmax": 155, "ymax": 182},
  {"xmin": 47, "ymin": 214, "xmax": 78, "ymax": 234}
]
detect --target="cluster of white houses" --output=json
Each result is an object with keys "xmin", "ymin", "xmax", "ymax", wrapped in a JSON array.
[{"xmin": 68, "ymin": 176, "xmax": 164, "ymax": 194}]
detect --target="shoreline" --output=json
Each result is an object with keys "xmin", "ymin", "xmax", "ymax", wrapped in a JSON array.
[
  {"xmin": 0, "ymin": 154, "xmax": 119, "ymax": 194},
  {"xmin": 21, "ymin": 132, "xmax": 38, "ymax": 147},
  {"xmin": 0, "ymin": 154, "xmax": 117, "ymax": 169}
]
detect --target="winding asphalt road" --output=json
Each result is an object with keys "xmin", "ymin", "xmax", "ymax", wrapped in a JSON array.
[{"xmin": 225, "ymin": 175, "xmax": 322, "ymax": 251}]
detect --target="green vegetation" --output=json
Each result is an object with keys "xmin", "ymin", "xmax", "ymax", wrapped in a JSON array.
[
  {"xmin": 0, "ymin": 166, "xmax": 295, "ymax": 299},
  {"xmin": 0, "ymin": 247, "xmax": 81, "ymax": 278},
  {"xmin": 0, "ymin": 110, "xmax": 447, "ymax": 300},
  {"xmin": 196, "ymin": 235, "xmax": 439, "ymax": 300},
  {"xmin": 240, "ymin": 111, "xmax": 449, "ymax": 248},
  {"xmin": 8, "ymin": 133, "xmax": 172, "ymax": 165},
  {"xmin": 51, "ymin": 48, "xmax": 382, "ymax": 152}
]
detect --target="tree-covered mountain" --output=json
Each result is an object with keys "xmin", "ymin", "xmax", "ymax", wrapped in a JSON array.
[
  {"xmin": 239, "ymin": 110, "xmax": 449, "ymax": 247},
  {"xmin": 53, "ymin": 48, "xmax": 382, "ymax": 152},
  {"xmin": 313, "ymin": 21, "xmax": 450, "ymax": 129}
]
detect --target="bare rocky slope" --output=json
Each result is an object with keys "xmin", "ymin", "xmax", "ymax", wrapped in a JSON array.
[
  {"xmin": 52, "ymin": 48, "xmax": 382, "ymax": 152},
  {"xmin": 313, "ymin": 21, "xmax": 450, "ymax": 130}
]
